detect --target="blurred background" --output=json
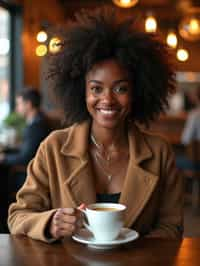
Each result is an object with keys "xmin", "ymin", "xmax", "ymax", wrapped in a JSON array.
[
  {"xmin": 0, "ymin": 0, "xmax": 200, "ymax": 235},
  {"xmin": 1, "ymin": 0, "xmax": 200, "ymax": 133}
]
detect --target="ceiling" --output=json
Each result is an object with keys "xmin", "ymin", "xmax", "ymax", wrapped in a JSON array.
[{"xmin": 58, "ymin": 0, "xmax": 200, "ymax": 21}]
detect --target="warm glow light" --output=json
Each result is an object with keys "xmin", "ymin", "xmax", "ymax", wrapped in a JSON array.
[
  {"xmin": 112, "ymin": 0, "xmax": 138, "ymax": 8},
  {"xmin": 36, "ymin": 31, "xmax": 48, "ymax": 43},
  {"xmin": 35, "ymin": 44, "xmax": 47, "ymax": 56},
  {"xmin": 166, "ymin": 31, "xmax": 178, "ymax": 48},
  {"xmin": 145, "ymin": 15, "xmax": 157, "ymax": 33},
  {"xmin": 179, "ymin": 10, "xmax": 200, "ymax": 41},
  {"xmin": 49, "ymin": 37, "xmax": 62, "ymax": 54},
  {"xmin": 189, "ymin": 18, "xmax": 200, "ymax": 34},
  {"xmin": 0, "ymin": 38, "xmax": 10, "ymax": 55},
  {"xmin": 121, "ymin": 0, "xmax": 131, "ymax": 4},
  {"xmin": 177, "ymin": 48, "xmax": 189, "ymax": 62}
]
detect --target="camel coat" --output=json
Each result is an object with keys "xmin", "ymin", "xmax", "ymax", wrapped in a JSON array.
[{"xmin": 8, "ymin": 121, "xmax": 183, "ymax": 242}]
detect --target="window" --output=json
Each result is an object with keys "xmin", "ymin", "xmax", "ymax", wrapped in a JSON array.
[
  {"xmin": 0, "ymin": 6, "xmax": 10, "ymax": 123},
  {"xmin": 0, "ymin": 2, "xmax": 22, "ymax": 125}
]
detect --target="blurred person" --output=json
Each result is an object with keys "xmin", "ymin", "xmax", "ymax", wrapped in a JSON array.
[
  {"xmin": 0, "ymin": 88, "xmax": 50, "ymax": 189},
  {"xmin": 176, "ymin": 86, "xmax": 200, "ymax": 170},
  {"xmin": 182, "ymin": 87, "xmax": 200, "ymax": 145},
  {"xmin": 8, "ymin": 8, "xmax": 183, "ymax": 242}
]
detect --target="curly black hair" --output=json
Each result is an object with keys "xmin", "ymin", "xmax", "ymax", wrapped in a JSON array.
[{"xmin": 47, "ymin": 7, "xmax": 176, "ymax": 126}]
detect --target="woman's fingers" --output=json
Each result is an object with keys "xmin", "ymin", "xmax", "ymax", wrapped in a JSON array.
[
  {"xmin": 50, "ymin": 207, "xmax": 83, "ymax": 239},
  {"xmin": 78, "ymin": 203, "xmax": 86, "ymax": 210}
]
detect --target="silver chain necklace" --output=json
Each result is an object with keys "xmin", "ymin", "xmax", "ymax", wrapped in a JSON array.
[
  {"xmin": 91, "ymin": 134, "xmax": 116, "ymax": 182},
  {"xmin": 91, "ymin": 134, "xmax": 115, "ymax": 161}
]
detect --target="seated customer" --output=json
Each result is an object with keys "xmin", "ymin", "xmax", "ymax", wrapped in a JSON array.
[
  {"xmin": 0, "ymin": 88, "xmax": 50, "ymax": 190},
  {"xmin": 8, "ymin": 8, "xmax": 182, "ymax": 242},
  {"xmin": 177, "ymin": 87, "xmax": 200, "ymax": 171}
]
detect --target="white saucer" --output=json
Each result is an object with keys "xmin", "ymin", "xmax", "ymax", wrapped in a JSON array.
[{"xmin": 72, "ymin": 228, "xmax": 139, "ymax": 249}]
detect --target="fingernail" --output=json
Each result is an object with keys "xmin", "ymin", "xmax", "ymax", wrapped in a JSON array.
[{"xmin": 78, "ymin": 203, "xmax": 86, "ymax": 210}]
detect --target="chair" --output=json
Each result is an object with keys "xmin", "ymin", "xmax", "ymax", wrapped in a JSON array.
[{"xmin": 182, "ymin": 141, "xmax": 200, "ymax": 213}]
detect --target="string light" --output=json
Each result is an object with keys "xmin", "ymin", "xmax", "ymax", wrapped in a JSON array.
[
  {"xmin": 179, "ymin": 11, "xmax": 200, "ymax": 41},
  {"xmin": 176, "ymin": 48, "xmax": 189, "ymax": 62},
  {"xmin": 166, "ymin": 31, "xmax": 178, "ymax": 48},
  {"xmin": 145, "ymin": 15, "xmax": 157, "ymax": 33},
  {"xmin": 36, "ymin": 31, "xmax": 48, "ymax": 43},
  {"xmin": 112, "ymin": 0, "xmax": 139, "ymax": 8},
  {"xmin": 189, "ymin": 18, "xmax": 200, "ymax": 34},
  {"xmin": 35, "ymin": 44, "xmax": 47, "ymax": 57},
  {"xmin": 48, "ymin": 37, "xmax": 62, "ymax": 54}
]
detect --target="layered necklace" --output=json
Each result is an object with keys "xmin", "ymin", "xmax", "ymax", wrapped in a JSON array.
[{"xmin": 90, "ymin": 134, "xmax": 127, "ymax": 183}]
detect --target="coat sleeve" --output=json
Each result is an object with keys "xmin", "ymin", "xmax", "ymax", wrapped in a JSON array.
[
  {"xmin": 146, "ymin": 143, "xmax": 184, "ymax": 239},
  {"xmin": 8, "ymin": 142, "xmax": 57, "ymax": 243}
]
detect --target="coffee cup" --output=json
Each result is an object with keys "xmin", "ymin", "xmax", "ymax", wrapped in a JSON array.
[{"xmin": 80, "ymin": 203, "xmax": 126, "ymax": 242}]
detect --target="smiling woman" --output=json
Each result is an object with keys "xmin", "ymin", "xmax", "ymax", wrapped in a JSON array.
[
  {"xmin": 8, "ymin": 7, "xmax": 183, "ymax": 243},
  {"xmin": 85, "ymin": 59, "xmax": 132, "ymax": 130}
]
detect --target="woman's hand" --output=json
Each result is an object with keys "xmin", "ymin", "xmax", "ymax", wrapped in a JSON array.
[{"xmin": 49, "ymin": 206, "xmax": 84, "ymax": 239}]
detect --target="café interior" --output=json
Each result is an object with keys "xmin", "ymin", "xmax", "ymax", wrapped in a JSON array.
[{"xmin": 0, "ymin": 0, "xmax": 200, "ymax": 238}]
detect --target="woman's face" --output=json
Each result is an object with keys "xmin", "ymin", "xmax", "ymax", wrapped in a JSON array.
[{"xmin": 86, "ymin": 59, "xmax": 132, "ymax": 130}]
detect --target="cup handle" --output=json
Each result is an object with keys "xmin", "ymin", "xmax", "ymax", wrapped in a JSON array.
[{"xmin": 78, "ymin": 209, "xmax": 91, "ymax": 231}]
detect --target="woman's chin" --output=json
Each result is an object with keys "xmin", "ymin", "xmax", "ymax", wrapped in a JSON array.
[{"xmin": 94, "ymin": 119, "xmax": 124, "ymax": 130}]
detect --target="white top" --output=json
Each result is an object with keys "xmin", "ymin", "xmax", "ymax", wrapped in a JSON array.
[{"xmin": 181, "ymin": 107, "xmax": 200, "ymax": 145}]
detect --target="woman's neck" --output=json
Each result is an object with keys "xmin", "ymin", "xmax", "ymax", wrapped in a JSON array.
[{"xmin": 90, "ymin": 123, "xmax": 128, "ymax": 151}]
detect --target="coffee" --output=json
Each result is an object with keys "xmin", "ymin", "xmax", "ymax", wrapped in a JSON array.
[
  {"xmin": 91, "ymin": 207, "xmax": 119, "ymax": 211},
  {"xmin": 81, "ymin": 203, "xmax": 126, "ymax": 241}
]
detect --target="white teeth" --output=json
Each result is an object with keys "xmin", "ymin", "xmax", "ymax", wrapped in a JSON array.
[{"xmin": 99, "ymin": 109, "xmax": 116, "ymax": 115}]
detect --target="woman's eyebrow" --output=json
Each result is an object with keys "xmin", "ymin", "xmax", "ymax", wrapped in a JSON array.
[
  {"xmin": 88, "ymin": 79, "xmax": 129, "ymax": 84},
  {"xmin": 88, "ymin": 80, "xmax": 102, "ymax": 84},
  {"xmin": 112, "ymin": 79, "xmax": 130, "ymax": 85}
]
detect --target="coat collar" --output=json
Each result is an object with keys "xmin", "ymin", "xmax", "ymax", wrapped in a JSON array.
[
  {"xmin": 61, "ymin": 121, "xmax": 158, "ymax": 226},
  {"xmin": 61, "ymin": 120, "xmax": 152, "ymax": 164}
]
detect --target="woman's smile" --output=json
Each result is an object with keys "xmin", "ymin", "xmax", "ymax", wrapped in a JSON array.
[{"xmin": 86, "ymin": 59, "xmax": 132, "ymax": 130}]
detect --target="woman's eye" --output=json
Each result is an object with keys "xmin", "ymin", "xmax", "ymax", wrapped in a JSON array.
[
  {"xmin": 90, "ymin": 86, "xmax": 102, "ymax": 94},
  {"xmin": 114, "ymin": 86, "xmax": 128, "ymax": 94}
]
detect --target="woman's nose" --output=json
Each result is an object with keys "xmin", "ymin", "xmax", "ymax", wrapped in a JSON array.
[{"xmin": 101, "ymin": 89, "xmax": 115, "ymax": 103}]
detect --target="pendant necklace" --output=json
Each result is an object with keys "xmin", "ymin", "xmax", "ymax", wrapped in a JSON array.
[
  {"xmin": 91, "ymin": 134, "xmax": 114, "ymax": 161},
  {"xmin": 91, "ymin": 134, "xmax": 116, "ymax": 182}
]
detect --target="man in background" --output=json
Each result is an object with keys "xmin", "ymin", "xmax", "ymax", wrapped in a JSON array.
[
  {"xmin": 0, "ymin": 88, "xmax": 50, "ymax": 232},
  {"xmin": 0, "ymin": 88, "xmax": 50, "ymax": 200},
  {"xmin": 0, "ymin": 89, "xmax": 50, "ymax": 168}
]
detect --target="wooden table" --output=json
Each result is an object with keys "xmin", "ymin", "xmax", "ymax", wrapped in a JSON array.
[{"xmin": 1, "ymin": 234, "xmax": 200, "ymax": 266}]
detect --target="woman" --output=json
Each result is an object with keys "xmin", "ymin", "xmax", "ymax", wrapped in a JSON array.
[{"xmin": 8, "ymin": 8, "xmax": 183, "ymax": 242}]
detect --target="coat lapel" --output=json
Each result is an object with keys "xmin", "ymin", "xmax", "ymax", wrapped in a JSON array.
[
  {"xmin": 64, "ymin": 157, "xmax": 96, "ymax": 206},
  {"xmin": 120, "ymin": 165, "xmax": 158, "ymax": 227},
  {"xmin": 119, "ymin": 124, "xmax": 159, "ymax": 227},
  {"xmin": 61, "ymin": 121, "xmax": 96, "ymax": 207}
]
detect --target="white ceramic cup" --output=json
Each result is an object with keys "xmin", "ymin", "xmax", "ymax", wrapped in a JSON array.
[{"xmin": 80, "ymin": 203, "xmax": 126, "ymax": 242}]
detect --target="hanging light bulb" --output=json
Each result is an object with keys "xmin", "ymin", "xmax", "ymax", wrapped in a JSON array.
[
  {"xmin": 145, "ymin": 14, "xmax": 157, "ymax": 33},
  {"xmin": 35, "ymin": 44, "xmax": 47, "ymax": 57},
  {"xmin": 112, "ymin": 0, "xmax": 139, "ymax": 8},
  {"xmin": 36, "ymin": 31, "xmax": 48, "ymax": 43},
  {"xmin": 176, "ymin": 48, "xmax": 189, "ymax": 62},
  {"xmin": 179, "ymin": 8, "xmax": 200, "ymax": 41},
  {"xmin": 189, "ymin": 18, "xmax": 200, "ymax": 34},
  {"xmin": 48, "ymin": 37, "xmax": 62, "ymax": 54},
  {"xmin": 166, "ymin": 31, "xmax": 178, "ymax": 48}
]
